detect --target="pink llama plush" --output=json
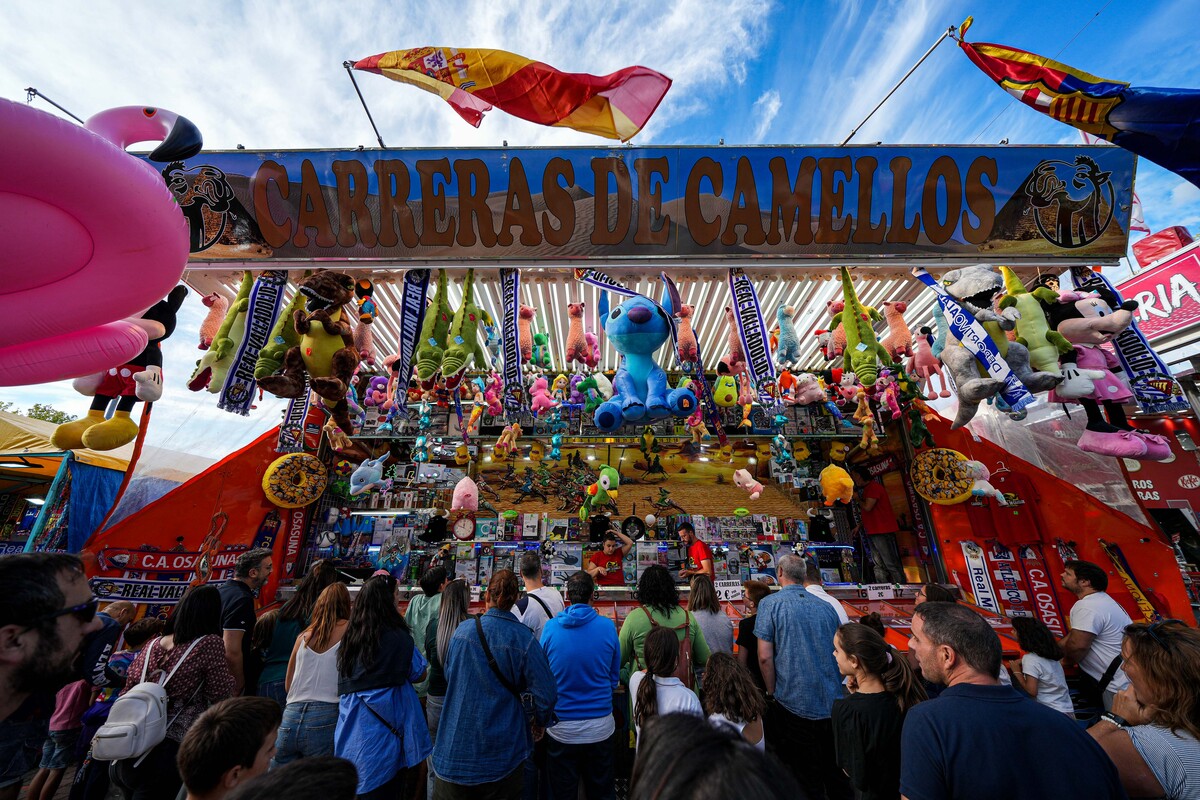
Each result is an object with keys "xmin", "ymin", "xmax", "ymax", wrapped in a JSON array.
[
  {"xmin": 518, "ymin": 305, "xmax": 536, "ymax": 361},
  {"xmin": 565, "ymin": 302, "xmax": 590, "ymax": 366},
  {"xmin": 880, "ymin": 301, "xmax": 913, "ymax": 362},
  {"xmin": 352, "ymin": 318, "xmax": 376, "ymax": 365},
  {"xmin": 906, "ymin": 326, "xmax": 952, "ymax": 398},
  {"xmin": 529, "ymin": 375, "xmax": 559, "ymax": 415},
  {"xmin": 676, "ymin": 304, "xmax": 699, "ymax": 362},
  {"xmin": 719, "ymin": 306, "xmax": 746, "ymax": 375},
  {"xmin": 827, "ymin": 300, "xmax": 847, "ymax": 359},
  {"xmin": 198, "ymin": 292, "xmax": 229, "ymax": 350},
  {"xmin": 584, "ymin": 331, "xmax": 600, "ymax": 368}
]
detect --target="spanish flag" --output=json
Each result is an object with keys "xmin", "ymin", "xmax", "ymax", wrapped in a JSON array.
[
  {"xmin": 958, "ymin": 17, "xmax": 1200, "ymax": 188},
  {"xmin": 352, "ymin": 47, "xmax": 671, "ymax": 142}
]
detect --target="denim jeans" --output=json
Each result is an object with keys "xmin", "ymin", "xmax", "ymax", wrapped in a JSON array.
[
  {"xmin": 868, "ymin": 533, "xmax": 906, "ymax": 584},
  {"xmin": 257, "ymin": 680, "xmax": 288, "ymax": 710},
  {"xmin": 426, "ymin": 694, "xmax": 445, "ymax": 799},
  {"xmin": 544, "ymin": 734, "xmax": 615, "ymax": 800},
  {"xmin": 273, "ymin": 701, "xmax": 338, "ymax": 766}
]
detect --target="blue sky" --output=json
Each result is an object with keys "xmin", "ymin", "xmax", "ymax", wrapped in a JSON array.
[{"xmin": 2, "ymin": 0, "xmax": 1198, "ymax": 463}]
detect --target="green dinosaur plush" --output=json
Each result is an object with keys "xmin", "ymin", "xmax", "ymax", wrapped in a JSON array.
[
  {"xmin": 833, "ymin": 266, "xmax": 890, "ymax": 387},
  {"xmin": 415, "ymin": 269, "xmax": 454, "ymax": 386},
  {"xmin": 441, "ymin": 268, "xmax": 487, "ymax": 389},
  {"xmin": 580, "ymin": 464, "xmax": 620, "ymax": 522},
  {"xmin": 907, "ymin": 406, "xmax": 936, "ymax": 448},
  {"xmin": 189, "ymin": 271, "xmax": 251, "ymax": 393},
  {"xmin": 998, "ymin": 266, "xmax": 1072, "ymax": 373},
  {"xmin": 531, "ymin": 331, "xmax": 552, "ymax": 369},
  {"xmin": 255, "ymin": 288, "xmax": 306, "ymax": 380}
]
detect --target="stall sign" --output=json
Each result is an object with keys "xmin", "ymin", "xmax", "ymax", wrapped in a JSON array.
[
  {"xmin": 1117, "ymin": 244, "xmax": 1200, "ymax": 340},
  {"xmin": 97, "ymin": 547, "xmax": 242, "ymax": 573},
  {"xmin": 984, "ymin": 543, "xmax": 1034, "ymax": 618},
  {"xmin": 90, "ymin": 578, "xmax": 192, "ymax": 604},
  {"xmin": 166, "ymin": 145, "xmax": 1135, "ymax": 264},
  {"xmin": 714, "ymin": 579, "xmax": 744, "ymax": 602},
  {"xmin": 1124, "ymin": 417, "xmax": 1200, "ymax": 510},
  {"xmin": 1018, "ymin": 546, "xmax": 1067, "ymax": 638},
  {"xmin": 862, "ymin": 583, "xmax": 896, "ymax": 600},
  {"xmin": 961, "ymin": 541, "xmax": 1001, "ymax": 613}
]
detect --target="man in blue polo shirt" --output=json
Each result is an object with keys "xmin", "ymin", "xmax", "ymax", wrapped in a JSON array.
[
  {"xmin": 901, "ymin": 602, "xmax": 1125, "ymax": 800},
  {"xmin": 755, "ymin": 553, "xmax": 848, "ymax": 799}
]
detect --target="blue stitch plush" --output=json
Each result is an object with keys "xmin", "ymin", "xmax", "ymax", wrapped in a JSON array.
[{"xmin": 594, "ymin": 295, "xmax": 696, "ymax": 432}]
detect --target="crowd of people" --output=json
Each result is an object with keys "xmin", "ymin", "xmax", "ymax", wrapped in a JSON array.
[{"xmin": 2, "ymin": 550, "xmax": 1200, "ymax": 800}]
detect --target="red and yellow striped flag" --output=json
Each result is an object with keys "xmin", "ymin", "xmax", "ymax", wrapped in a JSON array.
[{"xmin": 352, "ymin": 47, "xmax": 671, "ymax": 141}]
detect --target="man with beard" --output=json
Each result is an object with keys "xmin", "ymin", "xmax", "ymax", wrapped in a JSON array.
[
  {"xmin": 218, "ymin": 549, "xmax": 272, "ymax": 694},
  {"xmin": 0, "ymin": 554, "xmax": 103, "ymax": 800}
]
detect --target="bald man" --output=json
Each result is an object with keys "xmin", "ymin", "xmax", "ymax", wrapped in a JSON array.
[{"xmin": 81, "ymin": 601, "xmax": 136, "ymax": 689}]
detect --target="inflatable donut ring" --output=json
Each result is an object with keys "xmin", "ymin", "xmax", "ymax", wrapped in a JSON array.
[
  {"xmin": 263, "ymin": 454, "xmax": 328, "ymax": 508},
  {"xmin": 910, "ymin": 448, "xmax": 973, "ymax": 505}
]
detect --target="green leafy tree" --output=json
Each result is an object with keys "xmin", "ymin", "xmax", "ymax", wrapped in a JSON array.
[
  {"xmin": 25, "ymin": 403, "xmax": 77, "ymax": 425},
  {"xmin": 0, "ymin": 401, "xmax": 13, "ymax": 414}
]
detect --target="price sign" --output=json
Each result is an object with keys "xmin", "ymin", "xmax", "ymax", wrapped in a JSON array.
[
  {"xmin": 470, "ymin": 585, "xmax": 482, "ymax": 603},
  {"xmin": 863, "ymin": 583, "xmax": 895, "ymax": 600},
  {"xmin": 715, "ymin": 580, "xmax": 744, "ymax": 602}
]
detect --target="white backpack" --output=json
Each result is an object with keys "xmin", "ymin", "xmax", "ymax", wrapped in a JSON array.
[{"xmin": 92, "ymin": 637, "xmax": 201, "ymax": 764}]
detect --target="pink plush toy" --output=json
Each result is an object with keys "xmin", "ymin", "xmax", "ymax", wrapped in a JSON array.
[
  {"xmin": 565, "ymin": 302, "xmax": 590, "ymax": 366},
  {"xmin": 452, "ymin": 476, "xmax": 479, "ymax": 512},
  {"xmin": 826, "ymin": 299, "xmax": 847, "ymax": 359},
  {"xmin": 732, "ymin": 469, "xmax": 764, "ymax": 501},
  {"xmin": 880, "ymin": 301, "xmax": 912, "ymax": 362},
  {"xmin": 719, "ymin": 306, "xmax": 746, "ymax": 375},
  {"xmin": 836, "ymin": 371, "xmax": 859, "ymax": 405},
  {"xmin": 518, "ymin": 305, "xmax": 536, "ymax": 361},
  {"xmin": 793, "ymin": 373, "xmax": 826, "ymax": 405},
  {"xmin": 584, "ymin": 331, "xmax": 600, "ymax": 369},
  {"xmin": 737, "ymin": 373, "xmax": 756, "ymax": 405},
  {"xmin": 529, "ymin": 375, "xmax": 559, "ymax": 415},
  {"xmin": 484, "ymin": 371, "xmax": 503, "ymax": 416},
  {"xmin": 677, "ymin": 304, "xmax": 699, "ymax": 362},
  {"xmin": 198, "ymin": 292, "xmax": 228, "ymax": 350},
  {"xmin": 877, "ymin": 371, "xmax": 902, "ymax": 420},
  {"xmin": 353, "ymin": 318, "xmax": 376, "ymax": 366},
  {"xmin": 364, "ymin": 376, "xmax": 390, "ymax": 409},
  {"xmin": 906, "ymin": 326, "xmax": 952, "ymax": 398}
]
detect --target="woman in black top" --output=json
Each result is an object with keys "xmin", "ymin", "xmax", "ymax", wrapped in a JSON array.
[
  {"xmin": 831, "ymin": 623, "xmax": 926, "ymax": 800},
  {"xmin": 735, "ymin": 581, "xmax": 770, "ymax": 690}
]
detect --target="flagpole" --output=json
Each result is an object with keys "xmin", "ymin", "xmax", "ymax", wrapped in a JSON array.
[
  {"xmin": 25, "ymin": 87, "xmax": 84, "ymax": 124},
  {"xmin": 342, "ymin": 61, "xmax": 387, "ymax": 149},
  {"xmin": 839, "ymin": 26, "xmax": 955, "ymax": 146}
]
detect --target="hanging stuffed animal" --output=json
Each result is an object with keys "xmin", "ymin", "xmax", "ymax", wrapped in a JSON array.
[
  {"xmin": 718, "ymin": 306, "xmax": 746, "ymax": 375},
  {"xmin": 349, "ymin": 454, "xmax": 390, "ymax": 496},
  {"xmin": 792, "ymin": 373, "xmax": 826, "ymax": 406},
  {"xmin": 568, "ymin": 373, "xmax": 588, "ymax": 405},
  {"xmin": 732, "ymin": 469, "xmax": 764, "ymax": 501},
  {"xmin": 198, "ymin": 292, "xmax": 228, "ymax": 350},
  {"xmin": 452, "ymin": 476, "xmax": 479, "ymax": 512},
  {"xmin": 712, "ymin": 374, "xmax": 738, "ymax": 407},
  {"xmin": 52, "ymin": 286, "xmax": 189, "ymax": 451},
  {"xmin": 879, "ymin": 301, "xmax": 913, "ymax": 362},
  {"xmin": 819, "ymin": 463, "xmax": 854, "ymax": 506},
  {"xmin": 676, "ymin": 304, "xmax": 699, "ymax": 362},
  {"xmin": 998, "ymin": 266, "xmax": 1072, "ymax": 373},
  {"xmin": 441, "ymin": 268, "xmax": 487, "ymax": 389},
  {"xmin": 352, "ymin": 317, "xmax": 376, "ymax": 366},
  {"xmin": 256, "ymin": 271, "xmax": 360, "ymax": 448},
  {"xmin": 771, "ymin": 434, "xmax": 796, "ymax": 469},
  {"xmin": 962, "ymin": 461, "xmax": 1008, "ymax": 505},
  {"xmin": 1045, "ymin": 288, "xmax": 1169, "ymax": 459},
  {"xmin": 584, "ymin": 330, "xmax": 601, "ymax": 369},
  {"xmin": 189, "ymin": 271, "xmax": 250, "ymax": 392},
  {"xmin": 482, "ymin": 311, "xmax": 502, "ymax": 366},
  {"xmin": 530, "ymin": 331, "xmax": 552, "ymax": 370},
  {"xmin": 517, "ymin": 304, "xmax": 536, "ymax": 362},
  {"xmin": 906, "ymin": 325, "xmax": 951, "ymax": 399},
  {"xmin": 593, "ymin": 294, "xmax": 696, "ymax": 432},
  {"xmin": 355, "ymin": 278, "xmax": 376, "ymax": 324},
  {"xmin": 773, "ymin": 304, "xmax": 803, "ymax": 367},
  {"xmin": 686, "ymin": 409, "xmax": 710, "ymax": 445},
  {"xmin": 255, "ymin": 290, "xmax": 305, "ymax": 381},
  {"xmin": 415, "ymin": 270, "xmax": 454, "ymax": 388},
  {"xmin": 494, "ymin": 422, "xmax": 521, "ymax": 459},
  {"xmin": 364, "ymin": 376, "xmax": 390, "ymax": 410},
  {"xmin": 565, "ymin": 302, "xmax": 590, "ymax": 367},
  {"xmin": 529, "ymin": 375, "xmax": 559, "ymax": 415},
  {"xmin": 876, "ymin": 370, "xmax": 902, "ymax": 420},
  {"xmin": 833, "ymin": 267, "xmax": 890, "ymax": 386},
  {"xmin": 817, "ymin": 299, "xmax": 848, "ymax": 360},
  {"xmin": 484, "ymin": 371, "xmax": 504, "ymax": 416},
  {"xmin": 906, "ymin": 405, "xmax": 936, "ymax": 448},
  {"xmin": 580, "ymin": 465, "xmax": 620, "ymax": 522}
]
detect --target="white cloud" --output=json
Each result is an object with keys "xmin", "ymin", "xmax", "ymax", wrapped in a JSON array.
[{"xmin": 750, "ymin": 89, "xmax": 782, "ymax": 141}]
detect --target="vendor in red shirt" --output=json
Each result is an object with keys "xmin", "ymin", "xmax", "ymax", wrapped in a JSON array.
[
  {"xmin": 586, "ymin": 530, "xmax": 634, "ymax": 586},
  {"xmin": 852, "ymin": 468, "xmax": 907, "ymax": 584},
  {"xmin": 677, "ymin": 520, "xmax": 714, "ymax": 580}
]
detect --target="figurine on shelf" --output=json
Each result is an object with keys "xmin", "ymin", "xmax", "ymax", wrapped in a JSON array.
[
  {"xmin": 771, "ymin": 434, "xmax": 796, "ymax": 470},
  {"xmin": 466, "ymin": 385, "xmax": 485, "ymax": 434},
  {"xmin": 494, "ymin": 423, "xmax": 521, "ymax": 459},
  {"xmin": 516, "ymin": 468, "xmax": 549, "ymax": 503}
]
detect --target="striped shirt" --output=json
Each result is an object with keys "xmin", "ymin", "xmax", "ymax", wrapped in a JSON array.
[{"xmin": 1128, "ymin": 724, "xmax": 1200, "ymax": 800}]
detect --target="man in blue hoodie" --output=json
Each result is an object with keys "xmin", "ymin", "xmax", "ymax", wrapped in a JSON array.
[{"xmin": 539, "ymin": 571, "xmax": 621, "ymax": 800}]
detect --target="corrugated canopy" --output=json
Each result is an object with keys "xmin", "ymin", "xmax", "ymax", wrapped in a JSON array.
[{"xmin": 183, "ymin": 265, "xmax": 1066, "ymax": 378}]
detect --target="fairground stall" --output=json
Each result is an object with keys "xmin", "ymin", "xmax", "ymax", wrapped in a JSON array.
[{"xmin": 55, "ymin": 141, "xmax": 1194, "ymax": 635}]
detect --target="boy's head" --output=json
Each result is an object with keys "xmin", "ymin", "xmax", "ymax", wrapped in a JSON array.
[
  {"xmin": 123, "ymin": 618, "xmax": 164, "ymax": 651},
  {"xmin": 177, "ymin": 697, "xmax": 282, "ymax": 800}
]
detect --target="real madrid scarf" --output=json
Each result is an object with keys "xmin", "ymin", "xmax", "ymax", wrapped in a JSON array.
[
  {"xmin": 1070, "ymin": 267, "xmax": 1188, "ymax": 414},
  {"xmin": 219, "ymin": 270, "xmax": 288, "ymax": 415},
  {"xmin": 500, "ymin": 268, "xmax": 525, "ymax": 412},
  {"xmin": 727, "ymin": 269, "xmax": 778, "ymax": 405},
  {"xmin": 912, "ymin": 267, "xmax": 1035, "ymax": 413}
]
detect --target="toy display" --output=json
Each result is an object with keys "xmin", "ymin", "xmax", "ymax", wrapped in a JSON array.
[
  {"xmin": 593, "ymin": 295, "xmax": 696, "ymax": 432},
  {"xmin": 819, "ymin": 464, "xmax": 854, "ymax": 506},
  {"xmin": 52, "ymin": 286, "xmax": 189, "ymax": 451},
  {"xmin": 732, "ymin": 469, "xmax": 764, "ymax": 500},
  {"xmin": 998, "ymin": 267, "xmax": 1071, "ymax": 373},
  {"xmin": 772, "ymin": 305, "xmax": 803, "ymax": 367},
  {"xmin": 198, "ymin": 293, "xmax": 229, "ymax": 350},
  {"xmin": 441, "ymin": 268, "xmax": 487, "ymax": 389},
  {"xmin": 906, "ymin": 326, "xmax": 951, "ymax": 399},
  {"xmin": 834, "ymin": 267, "xmax": 890, "ymax": 387},
  {"xmin": 189, "ymin": 272, "xmax": 251, "ymax": 393},
  {"xmin": 262, "ymin": 453, "xmax": 329, "ymax": 508},
  {"xmin": 415, "ymin": 270, "xmax": 453, "ymax": 387}
]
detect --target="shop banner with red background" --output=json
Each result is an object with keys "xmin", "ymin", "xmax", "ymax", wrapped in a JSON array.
[
  {"xmin": 1118, "ymin": 243, "xmax": 1200, "ymax": 341},
  {"xmin": 1126, "ymin": 416, "xmax": 1200, "ymax": 510}
]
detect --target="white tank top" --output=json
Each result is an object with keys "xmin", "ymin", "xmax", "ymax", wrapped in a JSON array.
[
  {"xmin": 287, "ymin": 638, "xmax": 340, "ymax": 704},
  {"xmin": 709, "ymin": 712, "xmax": 766, "ymax": 751}
]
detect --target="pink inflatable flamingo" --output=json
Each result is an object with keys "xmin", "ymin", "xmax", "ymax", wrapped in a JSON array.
[{"xmin": 0, "ymin": 101, "xmax": 201, "ymax": 386}]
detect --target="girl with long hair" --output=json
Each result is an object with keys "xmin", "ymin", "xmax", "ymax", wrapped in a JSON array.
[
  {"xmin": 111, "ymin": 585, "xmax": 236, "ymax": 800},
  {"xmin": 628, "ymin": 626, "xmax": 702, "ymax": 746},
  {"xmin": 831, "ymin": 622, "xmax": 927, "ymax": 800},
  {"xmin": 274, "ymin": 583, "xmax": 351, "ymax": 765},
  {"xmin": 619, "ymin": 565, "xmax": 710, "ymax": 687},
  {"xmin": 1090, "ymin": 620, "xmax": 1200, "ymax": 800},
  {"xmin": 258, "ymin": 560, "xmax": 339, "ymax": 706},
  {"xmin": 334, "ymin": 574, "xmax": 431, "ymax": 800},
  {"xmin": 424, "ymin": 579, "xmax": 470, "ymax": 798},
  {"xmin": 1009, "ymin": 617, "xmax": 1073, "ymax": 716},
  {"xmin": 689, "ymin": 575, "xmax": 733, "ymax": 656},
  {"xmin": 702, "ymin": 653, "xmax": 766, "ymax": 750}
]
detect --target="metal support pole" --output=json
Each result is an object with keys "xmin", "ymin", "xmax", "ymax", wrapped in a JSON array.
[
  {"xmin": 839, "ymin": 26, "xmax": 954, "ymax": 146},
  {"xmin": 24, "ymin": 87, "xmax": 84, "ymax": 124},
  {"xmin": 342, "ymin": 62, "xmax": 387, "ymax": 149}
]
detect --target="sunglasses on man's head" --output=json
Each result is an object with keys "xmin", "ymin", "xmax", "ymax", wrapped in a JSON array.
[{"xmin": 26, "ymin": 597, "xmax": 100, "ymax": 627}]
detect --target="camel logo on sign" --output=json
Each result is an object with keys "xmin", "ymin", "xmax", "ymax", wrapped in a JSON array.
[{"xmin": 1023, "ymin": 155, "xmax": 1114, "ymax": 249}]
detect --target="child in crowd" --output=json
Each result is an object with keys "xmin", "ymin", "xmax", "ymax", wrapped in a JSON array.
[
  {"xmin": 832, "ymin": 622, "xmax": 927, "ymax": 800},
  {"xmin": 629, "ymin": 626, "xmax": 702, "ymax": 746},
  {"xmin": 701, "ymin": 653, "xmax": 765, "ymax": 750},
  {"xmin": 1008, "ymin": 616, "xmax": 1075, "ymax": 717},
  {"xmin": 26, "ymin": 680, "xmax": 91, "ymax": 800}
]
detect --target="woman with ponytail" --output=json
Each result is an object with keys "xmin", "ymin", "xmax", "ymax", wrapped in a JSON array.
[
  {"xmin": 832, "ymin": 622, "xmax": 927, "ymax": 800},
  {"xmin": 627, "ymin": 626, "xmax": 701, "ymax": 746}
]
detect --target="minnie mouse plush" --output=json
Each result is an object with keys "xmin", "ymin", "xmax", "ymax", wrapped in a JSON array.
[{"xmin": 1045, "ymin": 287, "xmax": 1169, "ymax": 460}]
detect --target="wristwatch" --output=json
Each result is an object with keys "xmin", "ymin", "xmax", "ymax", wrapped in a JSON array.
[{"xmin": 1101, "ymin": 712, "xmax": 1129, "ymax": 729}]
